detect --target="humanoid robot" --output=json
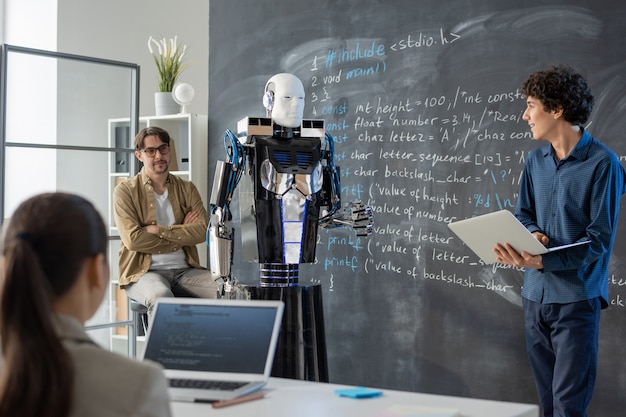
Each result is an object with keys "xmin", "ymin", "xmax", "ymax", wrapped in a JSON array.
[{"xmin": 209, "ymin": 73, "xmax": 372, "ymax": 293}]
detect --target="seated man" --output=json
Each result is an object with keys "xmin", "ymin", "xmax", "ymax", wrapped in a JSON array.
[{"xmin": 114, "ymin": 126, "xmax": 220, "ymax": 316}]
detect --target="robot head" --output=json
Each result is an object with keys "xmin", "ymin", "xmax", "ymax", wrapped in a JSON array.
[{"xmin": 263, "ymin": 73, "xmax": 305, "ymax": 128}]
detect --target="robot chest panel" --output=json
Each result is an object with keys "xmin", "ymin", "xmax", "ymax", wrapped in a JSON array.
[{"xmin": 259, "ymin": 159, "xmax": 323, "ymax": 196}]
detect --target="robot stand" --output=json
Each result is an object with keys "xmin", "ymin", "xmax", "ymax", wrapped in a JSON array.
[{"xmin": 245, "ymin": 283, "xmax": 329, "ymax": 382}]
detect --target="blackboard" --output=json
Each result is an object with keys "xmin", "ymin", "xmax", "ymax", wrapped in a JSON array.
[{"xmin": 208, "ymin": 1, "xmax": 626, "ymax": 414}]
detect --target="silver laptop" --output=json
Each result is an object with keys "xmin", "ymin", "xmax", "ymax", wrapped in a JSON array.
[
  {"xmin": 448, "ymin": 209, "xmax": 590, "ymax": 264},
  {"xmin": 141, "ymin": 297, "xmax": 284, "ymax": 402}
]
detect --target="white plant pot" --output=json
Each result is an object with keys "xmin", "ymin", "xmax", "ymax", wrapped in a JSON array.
[{"xmin": 154, "ymin": 91, "xmax": 181, "ymax": 115}]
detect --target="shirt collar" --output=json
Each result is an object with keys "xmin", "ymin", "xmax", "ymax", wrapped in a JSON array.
[
  {"xmin": 569, "ymin": 129, "xmax": 593, "ymax": 160},
  {"xmin": 139, "ymin": 167, "xmax": 170, "ymax": 185},
  {"xmin": 543, "ymin": 128, "xmax": 593, "ymax": 161}
]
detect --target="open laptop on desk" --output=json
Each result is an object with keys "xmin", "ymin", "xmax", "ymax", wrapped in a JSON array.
[{"xmin": 141, "ymin": 297, "xmax": 284, "ymax": 402}]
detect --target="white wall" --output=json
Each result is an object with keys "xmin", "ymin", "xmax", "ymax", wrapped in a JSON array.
[
  {"xmin": 2, "ymin": 0, "xmax": 209, "ymax": 117},
  {"xmin": 2, "ymin": 0, "xmax": 59, "ymax": 216},
  {"xmin": 1, "ymin": 0, "xmax": 209, "ymax": 213},
  {"xmin": 1, "ymin": 0, "xmax": 209, "ymax": 347},
  {"xmin": 56, "ymin": 0, "xmax": 208, "ymax": 117},
  {"xmin": 3, "ymin": 0, "xmax": 57, "ymax": 50}
]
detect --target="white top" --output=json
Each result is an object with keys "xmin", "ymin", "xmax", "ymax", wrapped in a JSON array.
[{"xmin": 151, "ymin": 189, "xmax": 187, "ymax": 268}]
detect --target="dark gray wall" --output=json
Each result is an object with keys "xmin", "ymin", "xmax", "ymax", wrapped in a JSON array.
[{"xmin": 208, "ymin": 1, "xmax": 626, "ymax": 415}]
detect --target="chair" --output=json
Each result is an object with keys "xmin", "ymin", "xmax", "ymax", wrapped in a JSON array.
[
  {"xmin": 127, "ymin": 298, "xmax": 148, "ymax": 357},
  {"xmin": 84, "ymin": 296, "xmax": 148, "ymax": 357}
]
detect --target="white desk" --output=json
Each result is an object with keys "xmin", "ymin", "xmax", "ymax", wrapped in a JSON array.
[{"xmin": 171, "ymin": 377, "xmax": 538, "ymax": 417}]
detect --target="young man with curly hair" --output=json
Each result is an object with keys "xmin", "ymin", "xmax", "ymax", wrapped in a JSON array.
[{"xmin": 494, "ymin": 65, "xmax": 626, "ymax": 417}]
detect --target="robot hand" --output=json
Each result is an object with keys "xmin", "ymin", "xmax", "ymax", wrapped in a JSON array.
[
  {"xmin": 218, "ymin": 275, "xmax": 250, "ymax": 299},
  {"xmin": 319, "ymin": 200, "xmax": 374, "ymax": 237}
]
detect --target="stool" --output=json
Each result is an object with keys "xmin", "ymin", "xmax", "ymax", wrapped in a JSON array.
[{"xmin": 127, "ymin": 298, "xmax": 148, "ymax": 357}]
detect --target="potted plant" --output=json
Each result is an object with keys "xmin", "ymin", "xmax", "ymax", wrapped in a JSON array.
[{"xmin": 148, "ymin": 35, "xmax": 190, "ymax": 115}]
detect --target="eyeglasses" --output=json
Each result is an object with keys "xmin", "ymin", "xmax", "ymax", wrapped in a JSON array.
[{"xmin": 140, "ymin": 144, "xmax": 170, "ymax": 157}]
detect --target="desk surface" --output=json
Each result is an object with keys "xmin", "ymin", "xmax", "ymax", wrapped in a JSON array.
[{"xmin": 171, "ymin": 377, "xmax": 538, "ymax": 417}]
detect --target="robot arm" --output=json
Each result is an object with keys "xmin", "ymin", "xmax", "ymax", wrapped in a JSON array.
[
  {"xmin": 318, "ymin": 132, "xmax": 374, "ymax": 237},
  {"xmin": 208, "ymin": 130, "xmax": 245, "ymax": 280}
]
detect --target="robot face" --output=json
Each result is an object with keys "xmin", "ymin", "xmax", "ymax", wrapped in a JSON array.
[{"xmin": 268, "ymin": 74, "xmax": 305, "ymax": 128}]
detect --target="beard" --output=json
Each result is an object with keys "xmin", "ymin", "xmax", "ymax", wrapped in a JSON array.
[{"xmin": 151, "ymin": 159, "xmax": 169, "ymax": 174}]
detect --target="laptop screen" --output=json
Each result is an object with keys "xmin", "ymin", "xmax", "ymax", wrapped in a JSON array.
[{"xmin": 143, "ymin": 301, "xmax": 280, "ymax": 374}]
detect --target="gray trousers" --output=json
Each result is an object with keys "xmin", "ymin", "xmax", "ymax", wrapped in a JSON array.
[{"xmin": 124, "ymin": 267, "xmax": 221, "ymax": 316}]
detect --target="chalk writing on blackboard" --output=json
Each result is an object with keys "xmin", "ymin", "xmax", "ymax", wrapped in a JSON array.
[{"xmin": 210, "ymin": 2, "xmax": 626, "ymax": 413}]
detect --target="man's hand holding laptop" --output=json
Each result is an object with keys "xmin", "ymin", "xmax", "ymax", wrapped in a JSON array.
[{"xmin": 493, "ymin": 231, "xmax": 548, "ymax": 269}]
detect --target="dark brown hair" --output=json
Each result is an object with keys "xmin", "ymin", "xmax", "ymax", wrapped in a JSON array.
[
  {"xmin": 134, "ymin": 126, "xmax": 171, "ymax": 150},
  {"xmin": 0, "ymin": 192, "xmax": 107, "ymax": 417}
]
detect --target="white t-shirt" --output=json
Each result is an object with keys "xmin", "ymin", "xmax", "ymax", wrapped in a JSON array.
[{"xmin": 150, "ymin": 189, "xmax": 188, "ymax": 269}]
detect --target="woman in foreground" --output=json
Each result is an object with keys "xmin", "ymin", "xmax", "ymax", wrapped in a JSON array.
[{"xmin": 0, "ymin": 192, "xmax": 171, "ymax": 417}]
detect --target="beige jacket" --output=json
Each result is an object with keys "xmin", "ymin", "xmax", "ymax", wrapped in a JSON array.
[
  {"xmin": 113, "ymin": 168, "xmax": 208, "ymax": 286},
  {"xmin": 56, "ymin": 314, "xmax": 172, "ymax": 417}
]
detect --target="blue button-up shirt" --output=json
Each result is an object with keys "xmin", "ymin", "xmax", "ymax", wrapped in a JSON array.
[{"xmin": 516, "ymin": 130, "xmax": 626, "ymax": 308}]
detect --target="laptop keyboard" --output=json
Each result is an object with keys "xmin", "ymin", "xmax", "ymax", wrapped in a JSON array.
[{"xmin": 169, "ymin": 378, "xmax": 248, "ymax": 391}]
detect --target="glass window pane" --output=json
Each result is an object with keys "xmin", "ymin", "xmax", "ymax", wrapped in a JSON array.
[
  {"xmin": 4, "ymin": 147, "xmax": 111, "ymax": 221},
  {"xmin": 5, "ymin": 50, "xmax": 135, "ymax": 148},
  {"xmin": 1, "ymin": 46, "xmax": 139, "ymax": 353}
]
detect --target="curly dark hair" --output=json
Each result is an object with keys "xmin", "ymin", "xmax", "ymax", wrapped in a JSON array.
[{"xmin": 521, "ymin": 65, "xmax": 594, "ymax": 126}]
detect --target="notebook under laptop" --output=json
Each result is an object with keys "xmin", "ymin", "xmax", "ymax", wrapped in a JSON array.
[
  {"xmin": 448, "ymin": 209, "xmax": 590, "ymax": 264},
  {"xmin": 141, "ymin": 297, "xmax": 284, "ymax": 402}
]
